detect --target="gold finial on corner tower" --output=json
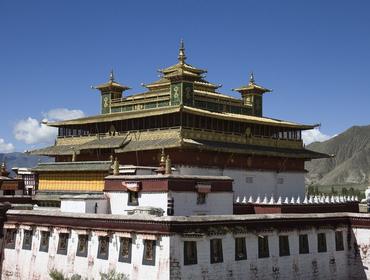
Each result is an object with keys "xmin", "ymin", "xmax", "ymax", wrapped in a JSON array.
[
  {"xmin": 249, "ymin": 72, "xmax": 255, "ymax": 85},
  {"xmin": 165, "ymin": 155, "xmax": 172, "ymax": 175},
  {"xmin": 71, "ymin": 150, "xmax": 76, "ymax": 162},
  {"xmin": 109, "ymin": 69, "xmax": 115, "ymax": 83},
  {"xmin": 178, "ymin": 39, "xmax": 187, "ymax": 65},
  {"xmin": 113, "ymin": 157, "xmax": 120, "ymax": 176}
]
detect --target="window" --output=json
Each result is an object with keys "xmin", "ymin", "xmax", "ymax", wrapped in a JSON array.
[
  {"xmin": 277, "ymin": 178, "xmax": 284, "ymax": 184},
  {"xmin": 119, "ymin": 237, "xmax": 132, "ymax": 263},
  {"xmin": 235, "ymin": 237, "xmax": 247, "ymax": 260},
  {"xmin": 210, "ymin": 239, "xmax": 223, "ymax": 263},
  {"xmin": 279, "ymin": 235, "xmax": 290, "ymax": 256},
  {"xmin": 335, "ymin": 231, "xmax": 344, "ymax": 251},
  {"xmin": 143, "ymin": 240, "xmax": 156, "ymax": 265},
  {"xmin": 246, "ymin": 177, "xmax": 254, "ymax": 184},
  {"xmin": 97, "ymin": 236, "xmax": 110, "ymax": 260},
  {"xmin": 127, "ymin": 191, "xmax": 139, "ymax": 206},
  {"xmin": 258, "ymin": 236, "xmax": 269, "ymax": 258},
  {"xmin": 4, "ymin": 229, "xmax": 16, "ymax": 249},
  {"xmin": 22, "ymin": 230, "xmax": 33, "ymax": 250},
  {"xmin": 197, "ymin": 193, "xmax": 206, "ymax": 205},
  {"xmin": 57, "ymin": 233, "xmax": 69, "ymax": 255},
  {"xmin": 299, "ymin": 234, "xmax": 309, "ymax": 254},
  {"xmin": 317, "ymin": 233, "xmax": 327, "ymax": 253},
  {"xmin": 4, "ymin": 190, "xmax": 15, "ymax": 195},
  {"xmin": 39, "ymin": 231, "xmax": 50, "ymax": 252},
  {"xmin": 184, "ymin": 241, "xmax": 197, "ymax": 265},
  {"xmin": 76, "ymin": 234, "xmax": 88, "ymax": 257}
]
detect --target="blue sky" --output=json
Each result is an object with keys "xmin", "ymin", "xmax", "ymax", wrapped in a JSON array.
[{"xmin": 0, "ymin": 0, "xmax": 369, "ymax": 152}]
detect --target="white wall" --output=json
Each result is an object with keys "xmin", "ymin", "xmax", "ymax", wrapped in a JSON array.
[
  {"xmin": 2, "ymin": 228, "xmax": 170, "ymax": 280},
  {"xmin": 176, "ymin": 165, "xmax": 305, "ymax": 199},
  {"xmin": 349, "ymin": 227, "xmax": 370, "ymax": 279},
  {"xmin": 170, "ymin": 227, "xmax": 349, "ymax": 280},
  {"xmin": 171, "ymin": 192, "xmax": 233, "ymax": 216},
  {"xmin": 61, "ymin": 199, "xmax": 109, "ymax": 214}
]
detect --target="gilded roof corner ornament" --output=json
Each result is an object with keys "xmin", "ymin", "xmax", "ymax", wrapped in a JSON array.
[
  {"xmin": 109, "ymin": 69, "xmax": 115, "ymax": 83},
  {"xmin": 249, "ymin": 72, "xmax": 255, "ymax": 85},
  {"xmin": 178, "ymin": 39, "xmax": 187, "ymax": 65}
]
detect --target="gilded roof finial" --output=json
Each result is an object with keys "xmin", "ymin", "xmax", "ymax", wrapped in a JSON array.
[
  {"xmin": 160, "ymin": 148, "xmax": 166, "ymax": 167},
  {"xmin": 178, "ymin": 39, "xmax": 187, "ymax": 64},
  {"xmin": 165, "ymin": 155, "xmax": 172, "ymax": 175},
  {"xmin": 113, "ymin": 157, "xmax": 120, "ymax": 175},
  {"xmin": 109, "ymin": 69, "xmax": 115, "ymax": 83},
  {"xmin": 249, "ymin": 72, "xmax": 255, "ymax": 85}
]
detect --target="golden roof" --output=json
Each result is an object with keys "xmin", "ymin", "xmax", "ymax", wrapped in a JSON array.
[
  {"xmin": 94, "ymin": 70, "xmax": 131, "ymax": 91},
  {"xmin": 233, "ymin": 72, "xmax": 271, "ymax": 94}
]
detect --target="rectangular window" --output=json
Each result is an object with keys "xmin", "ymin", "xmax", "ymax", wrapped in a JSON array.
[
  {"xmin": 127, "ymin": 191, "xmax": 139, "ymax": 206},
  {"xmin": 210, "ymin": 239, "xmax": 223, "ymax": 263},
  {"xmin": 97, "ymin": 236, "xmax": 110, "ymax": 260},
  {"xmin": 39, "ymin": 231, "xmax": 50, "ymax": 252},
  {"xmin": 299, "ymin": 234, "xmax": 309, "ymax": 254},
  {"xmin": 277, "ymin": 178, "xmax": 284, "ymax": 184},
  {"xmin": 246, "ymin": 177, "xmax": 254, "ymax": 184},
  {"xmin": 184, "ymin": 241, "xmax": 197, "ymax": 265},
  {"xmin": 335, "ymin": 231, "xmax": 344, "ymax": 251},
  {"xmin": 22, "ymin": 230, "xmax": 33, "ymax": 250},
  {"xmin": 57, "ymin": 233, "xmax": 69, "ymax": 255},
  {"xmin": 279, "ymin": 235, "xmax": 290, "ymax": 256},
  {"xmin": 76, "ymin": 234, "xmax": 88, "ymax": 257},
  {"xmin": 235, "ymin": 237, "xmax": 247, "ymax": 260},
  {"xmin": 143, "ymin": 240, "xmax": 156, "ymax": 265},
  {"xmin": 317, "ymin": 233, "xmax": 327, "ymax": 253},
  {"xmin": 119, "ymin": 237, "xmax": 132, "ymax": 263},
  {"xmin": 258, "ymin": 236, "xmax": 269, "ymax": 258},
  {"xmin": 4, "ymin": 229, "xmax": 16, "ymax": 249},
  {"xmin": 196, "ymin": 193, "xmax": 206, "ymax": 205}
]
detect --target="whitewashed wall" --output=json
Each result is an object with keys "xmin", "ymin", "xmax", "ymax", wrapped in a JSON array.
[
  {"xmin": 170, "ymin": 227, "xmax": 349, "ymax": 280},
  {"xmin": 171, "ymin": 192, "xmax": 233, "ymax": 216},
  {"xmin": 2, "ymin": 228, "xmax": 170, "ymax": 280},
  {"xmin": 176, "ymin": 165, "xmax": 305, "ymax": 199},
  {"xmin": 349, "ymin": 227, "xmax": 370, "ymax": 279},
  {"xmin": 61, "ymin": 199, "xmax": 108, "ymax": 214}
]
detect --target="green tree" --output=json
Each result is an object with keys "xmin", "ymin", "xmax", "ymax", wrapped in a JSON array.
[
  {"xmin": 100, "ymin": 270, "xmax": 129, "ymax": 280},
  {"xmin": 341, "ymin": 187, "xmax": 348, "ymax": 196}
]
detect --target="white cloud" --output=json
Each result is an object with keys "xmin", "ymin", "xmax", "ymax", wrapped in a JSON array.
[
  {"xmin": 0, "ymin": 138, "xmax": 15, "ymax": 153},
  {"xmin": 302, "ymin": 128, "xmax": 332, "ymax": 145},
  {"xmin": 13, "ymin": 108, "xmax": 85, "ymax": 146}
]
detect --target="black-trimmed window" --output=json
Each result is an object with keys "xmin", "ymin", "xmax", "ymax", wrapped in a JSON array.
[
  {"xmin": 184, "ymin": 241, "xmax": 197, "ymax": 265},
  {"xmin": 317, "ymin": 233, "xmax": 327, "ymax": 253},
  {"xmin": 97, "ymin": 236, "xmax": 110, "ymax": 260},
  {"xmin": 119, "ymin": 237, "xmax": 132, "ymax": 263},
  {"xmin": 210, "ymin": 239, "xmax": 223, "ymax": 263},
  {"xmin": 299, "ymin": 234, "xmax": 309, "ymax": 254},
  {"xmin": 196, "ymin": 193, "xmax": 206, "ymax": 205},
  {"xmin": 279, "ymin": 235, "xmax": 290, "ymax": 256},
  {"xmin": 4, "ymin": 229, "xmax": 16, "ymax": 249},
  {"xmin": 143, "ymin": 240, "xmax": 156, "ymax": 265},
  {"xmin": 76, "ymin": 234, "xmax": 88, "ymax": 257},
  {"xmin": 57, "ymin": 233, "xmax": 69, "ymax": 255},
  {"xmin": 128, "ymin": 191, "xmax": 139, "ymax": 206},
  {"xmin": 22, "ymin": 229, "xmax": 33, "ymax": 250},
  {"xmin": 335, "ymin": 231, "xmax": 344, "ymax": 251},
  {"xmin": 235, "ymin": 237, "xmax": 247, "ymax": 260},
  {"xmin": 258, "ymin": 236, "xmax": 269, "ymax": 258},
  {"xmin": 39, "ymin": 231, "xmax": 50, "ymax": 252}
]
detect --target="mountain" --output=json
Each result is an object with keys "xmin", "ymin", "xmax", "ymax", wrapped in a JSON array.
[
  {"xmin": 0, "ymin": 152, "xmax": 52, "ymax": 176},
  {"xmin": 305, "ymin": 125, "xmax": 370, "ymax": 187}
]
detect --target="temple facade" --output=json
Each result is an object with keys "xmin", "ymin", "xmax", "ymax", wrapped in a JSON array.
[{"xmin": 31, "ymin": 41, "xmax": 328, "ymax": 199}]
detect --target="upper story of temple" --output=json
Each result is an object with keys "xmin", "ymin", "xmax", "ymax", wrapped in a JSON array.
[{"xmin": 31, "ymin": 41, "xmax": 328, "ymax": 167}]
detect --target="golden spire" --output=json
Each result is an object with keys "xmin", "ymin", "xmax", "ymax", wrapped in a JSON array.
[
  {"xmin": 165, "ymin": 155, "xmax": 172, "ymax": 175},
  {"xmin": 109, "ymin": 69, "xmax": 115, "ymax": 83},
  {"xmin": 178, "ymin": 39, "xmax": 187, "ymax": 65},
  {"xmin": 113, "ymin": 157, "xmax": 120, "ymax": 175},
  {"xmin": 249, "ymin": 72, "xmax": 255, "ymax": 85},
  {"xmin": 160, "ymin": 148, "xmax": 166, "ymax": 167}
]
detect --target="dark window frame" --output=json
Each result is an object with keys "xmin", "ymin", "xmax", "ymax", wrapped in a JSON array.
[
  {"xmin": 127, "ymin": 191, "xmax": 139, "ymax": 206},
  {"xmin": 143, "ymin": 240, "xmax": 156, "ymax": 266},
  {"xmin": 210, "ymin": 239, "xmax": 223, "ymax": 263},
  {"xmin": 184, "ymin": 241, "xmax": 198, "ymax": 265},
  {"xmin": 335, "ymin": 231, "xmax": 344, "ymax": 251},
  {"xmin": 279, "ymin": 235, "xmax": 290, "ymax": 256},
  {"xmin": 4, "ymin": 229, "xmax": 16, "ymax": 249},
  {"xmin": 299, "ymin": 234, "xmax": 309, "ymax": 254},
  {"xmin": 235, "ymin": 237, "xmax": 247, "ymax": 261},
  {"xmin": 76, "ymin": 234, "xmax": 88, "ymax": 257},
  {"xmin": 258, "ymin": 236, "xmax": 269, "ymax": 258},
  {"xmin": 317, "ymin": 233, "xmax": 327, "ymax": 253},
  {"xmin": 57, "ymin": 233, "xmax": 69, "ymax": 255},
  {"xmin": 22, "ymin": 229, "xmax": 33, "ymax": 250},
  {"xmin": 196, "ymin": 193, "xmax": 206, "ymax": 205},
  {"xmin": 118, "ymin": 237, "xmax": 132, "ymax": 263},
  {"xmin": 39, "ymin": 231, "xmax": 50, "ymax": 252},
  {"xmin": 97, "ymin": 236, "xmax": 110, "ymax": 260}
]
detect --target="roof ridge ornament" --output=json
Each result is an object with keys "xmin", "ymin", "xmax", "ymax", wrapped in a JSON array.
[
  {"xmin": 109, "ymin": 69, "xmax": 115, "ymax": 83},
  {"xmin": 178, "ymin": 39, "xmax": 187, "ymax": 65},
  {"xmin": 249, "ymin": 72, "xmax": 255, "ymax": 85}
]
